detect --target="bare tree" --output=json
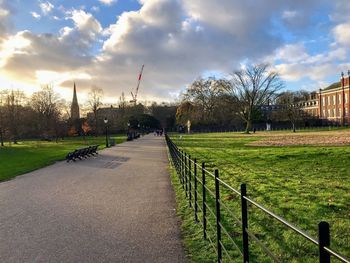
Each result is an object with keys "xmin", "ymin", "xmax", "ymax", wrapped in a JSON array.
[
  {"xmin": 226, "ymin": 64, "xmax": 284, "ymax": 133},
  {"xmin": 5, "ymin": 90, "xmax": 26, "ymax": 143},
  {"xmin": 0, "ymin": 91, "xmax": 6, "ymax": 146},
  {"xmin": 31, "ymin": 85, "xmax": 62, "ymax": 139},
  {"xmin": 275, "ymin": 91, "xmax": 308, "ymax": 132},
  {"xmin": 184, "ymin": 77, "xmax": 229, "ymax": 123},
  {"xmin": 176, "ymin": 101, "xmax": 199, "ymax": 127},
  {"xmin": 88, "ymin": 86, "xmax": 103, "ymax": 135}
]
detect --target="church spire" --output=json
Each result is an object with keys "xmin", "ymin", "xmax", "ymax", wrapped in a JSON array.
[{"xmin": 71, "ymin": 82, "xmax": 80, "ymax": 120}]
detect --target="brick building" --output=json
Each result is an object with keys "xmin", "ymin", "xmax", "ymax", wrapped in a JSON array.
[{"xmin": 301, "ymin": 71, "xmax": 350, "ymax": 125}]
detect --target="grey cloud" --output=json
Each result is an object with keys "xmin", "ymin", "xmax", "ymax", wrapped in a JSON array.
[
  {"xmin": 93, "ymin": 0, "xmax": 317, "ymax": 100},
  {"xmin": 0, "ymin": 0, "xmax": 336, "ymax": 101}
]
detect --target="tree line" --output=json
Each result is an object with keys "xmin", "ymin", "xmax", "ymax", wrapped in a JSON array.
[
  {"xmin": 0, "ymin": 85, "xmax": 177, "ymax": 146},
  {"xmin": 176, "ymin": 64, "xmax": 315, "ymax": 133},
  {"xmin": 0, "ymin": 64, "xmax": 315, "ymax": 145}
]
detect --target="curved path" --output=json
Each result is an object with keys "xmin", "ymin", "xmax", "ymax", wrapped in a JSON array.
[{"xmin": 0, "ymin": 134, "xmax": 186, "ymax": 263}]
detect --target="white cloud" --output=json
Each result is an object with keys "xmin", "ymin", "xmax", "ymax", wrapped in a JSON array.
[
  {"xmin": 333, "ymin": 23, "xmax": 350, "ymax": 46},
  {"xmin": 30, "ymin": 11, "xmax": 41, "ymax": 19},
  {"xmin": 0, "ymin": 0, "xmax": 346, "ymax": 101},
  {"xmin": 282, "ymin": 10, "xmax": 298, "ymax": 19},
  {"xmin": 0, "ymin": 31, "xmax": 31, "ymax": 67},
  {"xmin": 273, "ymin": 43, "xmax": 309, "ymax": 63},
  {"xmin": 39, "ymin": 1, "xmax": 54, "ymax": 15},
  {"xmin": 91, "ymin": 6, "xmax": 100, "ymax": 12},
  {"xmin": 0, "ymin": 7, "xmax": 9, "ymax": 17},
  {"xmin": 98, "ymin": 0, "xmax": 117, "ymax": 6},
  {"xmin": 272, "ymin": 43, "xmax": 349, "ymax": 83}
]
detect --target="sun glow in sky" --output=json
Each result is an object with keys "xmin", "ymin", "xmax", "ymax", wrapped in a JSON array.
[{"xmin": 0, "ymin": 0, "xmax": 350, "ymax": 104}]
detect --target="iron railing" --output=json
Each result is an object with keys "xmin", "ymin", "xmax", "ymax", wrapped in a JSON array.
[{"xmin": 165, "ymin": 134, "xmax": 350, "ymax": 263}]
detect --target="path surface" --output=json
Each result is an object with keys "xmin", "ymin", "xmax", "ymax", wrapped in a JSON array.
[{"xmin": 0, "ymin": 135, "xmax": 186, "ymax": 263}]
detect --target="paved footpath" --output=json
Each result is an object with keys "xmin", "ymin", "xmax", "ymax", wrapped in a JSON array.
[{"xmin": 0, "ymin": 134, "xmax": 186, "ymax": 263}]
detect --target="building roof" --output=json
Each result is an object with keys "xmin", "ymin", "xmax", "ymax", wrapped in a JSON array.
[{"xmin": 323, "ymin": 81, "xmax": 340, "ymax": 91}]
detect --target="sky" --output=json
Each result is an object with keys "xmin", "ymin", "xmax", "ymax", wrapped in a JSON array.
[{"xmin": 0, "ymin": 0, "xmax": 350, "ymax": 104}]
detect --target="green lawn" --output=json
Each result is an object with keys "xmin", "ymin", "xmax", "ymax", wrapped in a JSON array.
[
  {"xmin": 169, "ymin": 131, "xmax": 350, "ymax": 262},
  {"xmin": 0, "ymin": 135, "xmax": 126, "ymax": 182}
]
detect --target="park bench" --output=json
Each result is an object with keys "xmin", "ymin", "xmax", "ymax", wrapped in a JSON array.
[{"xmin": 66, "ymin": 145, "xmax": 99, "ymax": 162}]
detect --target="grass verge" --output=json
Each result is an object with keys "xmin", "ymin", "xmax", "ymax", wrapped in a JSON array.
[
  {"xmin": 169, "ymin": 164, "xmax": 217, "ymax": 263},
  {"xmin": 169, "ymin": 130, "xmax": 350, "ymax": 262},
  {"xmin": 0, "ymin": 135, "xmax": 126, "ymax": 182}
]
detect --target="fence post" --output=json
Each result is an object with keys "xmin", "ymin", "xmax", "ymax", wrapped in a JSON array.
[
  {"xmin": 189, "ymin": 155, "xmax": 192, "ymax": 207},
  {"xmin": 180, "ymin": 151, "xmax": 184, "ymax": 187},
  {"xmin": 185, "ymin": 153, "xmax": 188, "ymax": 197},
  {"xmin": 215, "ymin": 169, "xmax": 222, "ymax": 263},
  {"xmin": 175, "ymin": 147, "xmax": 179, "ymax": 173},
  {"xmin": 202, "ymin": 162, "xmax": 207, "ymax": 240},
  {"xmin": 318, "ymin": 221, "xmax": 330, "ymax": 263},
  {"xmin": 241, "ymin": 184, "xmax": 249, "ymax": 263},
  {"xmin": 194, "ymin": 158, "xmax": 198, "ymax": 222}
]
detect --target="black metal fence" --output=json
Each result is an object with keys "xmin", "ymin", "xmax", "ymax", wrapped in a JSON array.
[{"xmin": 165, "ymin": 134, "xmax": 350, "ymax": 263}]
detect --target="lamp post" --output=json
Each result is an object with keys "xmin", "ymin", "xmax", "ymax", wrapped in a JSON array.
[{"xmin": 104, "ymin": 117, "xmax": 109, "ymax": 148}]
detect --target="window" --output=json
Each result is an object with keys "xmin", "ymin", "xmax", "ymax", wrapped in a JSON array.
[
  {"xmin": 328, "ymin": 109, "xmax": 331, "ymax": 117},
  {"xmin": 322, "ymin": 97, "xmax": 325, "ymax": 105},
  {"xmin": 328, "ymin": 96, "xmax": 331, "ymax": 105},
  {"xmin": 345, "ymin": 108, "xmax": 349, "ymax": 116},
  {"xmin": 333, "ymin": 108, "xmax": 336, "ymax": 117},
  {"xmin": 346, "ymin": 96, "xmax": 348, "ymax": 104},
  {"xmin": 333, "ymin": 95, "xmax": 336, "ymax": 105},
  {"xmin": 339, "ymin": 94, "xmax": 342, "ymax": 104},
  {"xmin": 323, "ymin": 109, "xmax": 326, "ymax": 116}
]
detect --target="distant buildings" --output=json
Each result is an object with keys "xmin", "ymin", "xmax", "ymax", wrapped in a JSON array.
[
  {"xmin": 301, "ymin": 71, "xmax": 350, "ymax": 125},
  {"xmin": 70, "ymin": 82, "xmax": 80, "ymax": 121}
]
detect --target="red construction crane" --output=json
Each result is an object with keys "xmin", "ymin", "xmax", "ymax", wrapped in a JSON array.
[{"xmin": 130, "ymin": 64, "xmax": 144, "ymax": 106}]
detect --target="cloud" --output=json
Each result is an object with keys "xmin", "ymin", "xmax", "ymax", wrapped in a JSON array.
[
  {"xmin": 0, "ymin": 0, "xmax": 345, "ymax": 102},
  {"xmin": 272, "ymin": 42, "xmax": 349, "ymax": 83},
  {"xmin": 98, "ymin": 0, "xmax": 117, "ymax": 6},
  {"xmin": 39, "ymin": 1, "xmax": 54, "ymax": 15},
  {"xmin": 94, "ymin": 0, "xmax": 330, "ymax": 100},
  {"xmin": 282, "ymin": 10, "xmax": 298, "ymax": 19},
  {"xmin": 333, "ymin": 23, "xmax": 350, "ymax": 46},
  {"xmin": 91, "ymin": 6, "xmax": 100, "ymax": 12},
  {"xmin": 30, "ymin": 11, "xmax": 41, "ymax": 19},
  {"xmin": 0, "ymin": 0, "xmax": 12, "ymax": 42},
  {"xmin": 0, "ymin": 9, "xmax": 101, "ymax": 86}
]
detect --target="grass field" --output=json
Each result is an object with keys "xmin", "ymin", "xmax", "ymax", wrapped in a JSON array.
[
  {"xmin": 169, "ymin": 129, "xmax": 350, "ymax": 262},
  {"xmin": 0, "ymin": 135, "xmax": 126, "ymax": 182}
]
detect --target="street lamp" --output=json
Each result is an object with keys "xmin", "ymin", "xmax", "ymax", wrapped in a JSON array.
[{"xmin": 104, "ymin": 117, "xmax": 109, "ymax": 148}]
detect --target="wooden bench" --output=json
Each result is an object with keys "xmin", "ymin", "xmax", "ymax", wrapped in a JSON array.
[{"xmin": 66, "ymin": 145, "xmax": 99, "ymax": 162}]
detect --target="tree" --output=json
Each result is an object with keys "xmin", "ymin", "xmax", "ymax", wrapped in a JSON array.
[
  {"xmin": 5, "ymin": 90, "xmax": 26, "ymax": 143},
  {"xmin": 176, "ymin": 101, "xmax": 199, "ymax": 127},
  {"xmin": 226, "ymin": 64, "xmax": 284, "ymax": 133},
  {"xmin": 0, "ymin": 91, "xmax": 6, "ymax": 146},
  {"xmin": 88, "ymin": 86, "xmax": 103, "ymax": 135},
  {"xmin": 184, "ymin": 77, "xmax": 229, "ymax": 123},
  {"xmin": 275, "ymin": 91, "xmax": 308, "ymax": 132},
  {"xmin": 31, "ymin": 85, "xmax": 62, "ymax": 138},
  {"xmin": 150, "ymin": 102, "xmax": 177, "ymax": 129},
  {"xmin": 81, "ymin": 120, "xmax": 92, "ymax": 142},
  {"xmin": 68, "ymin": 126, "xmax": 78, "ymax": 137}
]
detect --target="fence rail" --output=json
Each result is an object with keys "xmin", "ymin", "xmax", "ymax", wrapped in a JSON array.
[{"xmin": 165, "ymin": 134, "xmax": 350, "ymax": 263}]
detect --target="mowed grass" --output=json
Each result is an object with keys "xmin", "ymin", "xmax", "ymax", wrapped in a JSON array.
[
  {"xmin": 0, "ymin": 135, "xmax": 126, "ymax": 182},
  {"xmin": 170, "ymin": 130, "xmax": 350, "ymax": 262}
]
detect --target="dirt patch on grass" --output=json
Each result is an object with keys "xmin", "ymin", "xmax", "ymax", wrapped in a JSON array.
[{"xmin": 249, "ymin": 130, "xmax": 350, "ymax": 146}]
